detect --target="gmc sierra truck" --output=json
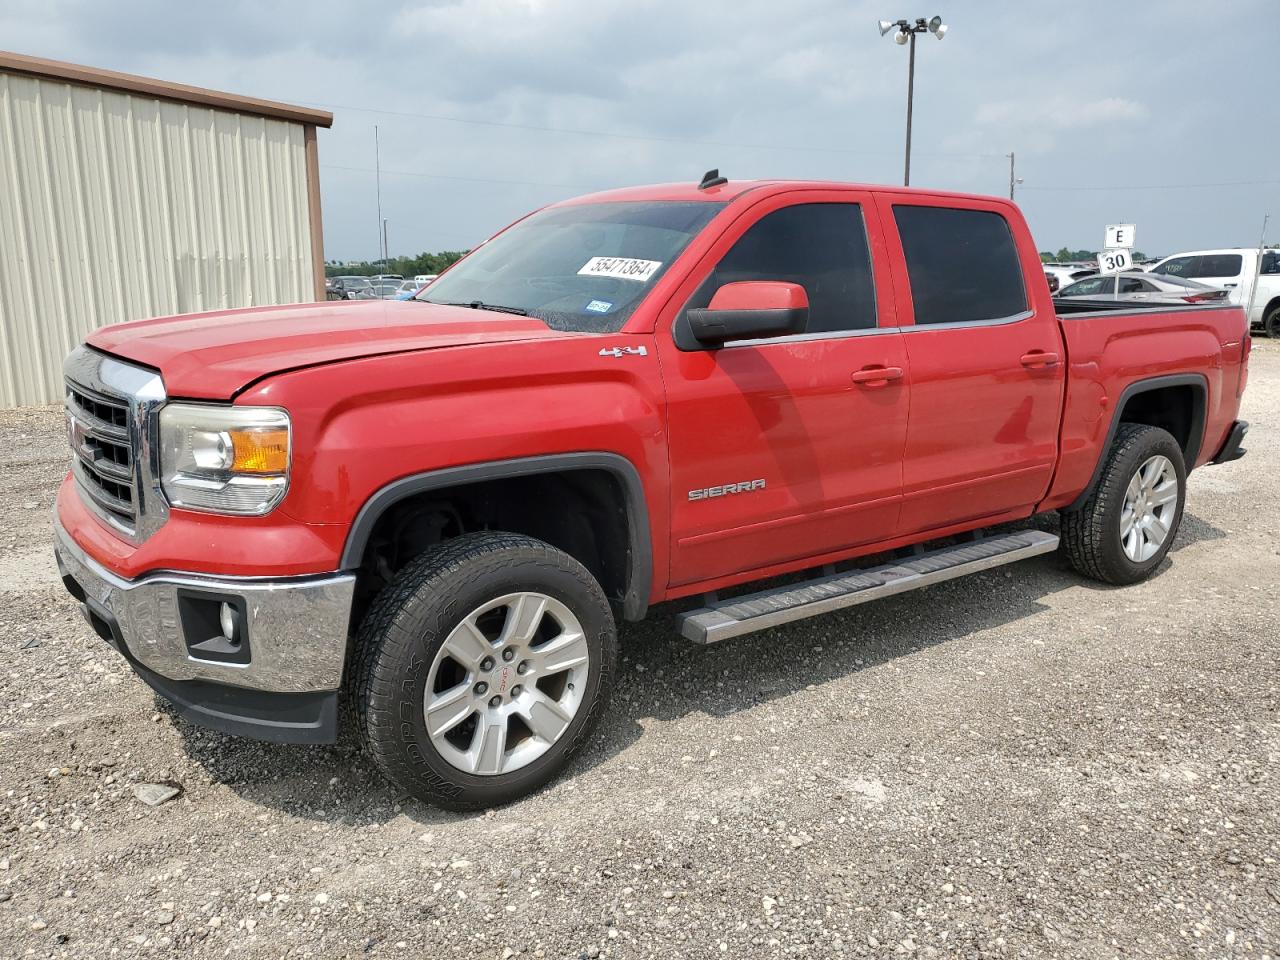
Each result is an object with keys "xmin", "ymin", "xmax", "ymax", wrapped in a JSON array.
[{"xmin": 55, "ymin": 175, "xmax": 1250, "ymax": 810}]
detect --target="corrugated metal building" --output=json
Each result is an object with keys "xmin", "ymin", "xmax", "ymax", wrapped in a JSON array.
[{"xmin": 0, "ymin": 51, "xmax": 333, "ymax": 406}]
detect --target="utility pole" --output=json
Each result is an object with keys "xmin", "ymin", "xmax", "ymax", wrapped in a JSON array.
[
  {"xmin": 1245, "ymin": 213, "xmax": 1270, "ymax": 326},
  {"xmin": 374, "ymin": 124, "xmax": 384, "ymax": 270}
]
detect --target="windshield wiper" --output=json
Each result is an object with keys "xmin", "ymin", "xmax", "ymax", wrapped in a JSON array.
[{"xmin": 439, "ymin": 300, "xmax": 529, "ymax": 316}]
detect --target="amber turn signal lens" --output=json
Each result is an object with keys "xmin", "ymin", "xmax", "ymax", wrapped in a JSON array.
[{"xmin": 229, "ymin": 428, "xmax": 289, "ymax": 474}]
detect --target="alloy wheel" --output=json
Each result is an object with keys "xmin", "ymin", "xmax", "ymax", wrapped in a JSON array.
[
  {"xmin": 423, "ymin": 592, "xmax": 590, "ymax": 776},
  {"xmin": 1119, "ymin": 454, "xmax": 1179, "ymax": 563}
]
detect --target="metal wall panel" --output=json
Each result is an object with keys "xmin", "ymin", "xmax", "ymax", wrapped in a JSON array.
[{"xmin": 0, "ymin": 71, "xmax": 316, "ymax": 406}]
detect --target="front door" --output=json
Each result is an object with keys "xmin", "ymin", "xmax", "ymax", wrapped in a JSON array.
[{"xmin": 657, "ymin": 192, "xmax": 909, "ymax": 587}]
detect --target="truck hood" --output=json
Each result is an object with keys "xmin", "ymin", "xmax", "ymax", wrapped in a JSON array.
[{"xmin": 87, "ymin": 299, "xmax": 574, "ymax": 399}]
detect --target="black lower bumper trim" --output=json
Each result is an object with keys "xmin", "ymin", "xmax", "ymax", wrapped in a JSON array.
[
  {"xmin": 81, "ymin": 595, "xmax": 339, "ymax": 745},
  {"xmin": 1211, "ymin": 420, "xmax": 1248, "ymax": 464}
]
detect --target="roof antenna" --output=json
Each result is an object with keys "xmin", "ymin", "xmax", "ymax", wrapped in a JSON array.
[{"xmin": 698, "ymin": 168, "xmax": 728, "ymax": 190}]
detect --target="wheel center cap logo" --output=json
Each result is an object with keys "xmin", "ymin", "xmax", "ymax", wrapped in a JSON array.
[{"xmin": 498, "ymin": 665, "xmax": 512, "ymax": 693}]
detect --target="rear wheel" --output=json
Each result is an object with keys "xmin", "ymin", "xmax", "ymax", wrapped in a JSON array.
[
  {"xmin": 351, "ymin": 532, "xmax": 616, "ymax": 810},
  {"xmin": 1060, "ymin": 424, "xmax": 1186, "ymax": 585},
  {"xmin": 1264, "ymin": 304, "xmax": 1280, "ymax": 338}
]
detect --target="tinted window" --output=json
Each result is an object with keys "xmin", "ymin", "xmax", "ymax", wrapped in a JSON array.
[
  {"xmin": 1197, "ymin": 254, "xmax": 1243, "ymax": 278},
  {"xmin": 893, "ymin": 206, "xmax": 1027, "ymax": 325},
  {"xmin": 418, "ymin": 201, "xmax": 725, "ymax": 333},
  {"xmin": 694, "ymin": 203, "xmax": 877, "ymax": 333},
  {"xmin": 1152, "ymin": 256, "xmax": 1196, "ymax": 277},
  {"xmin": 1262, "ymin": 252, "xmax": 1280, "ymax": 275}
]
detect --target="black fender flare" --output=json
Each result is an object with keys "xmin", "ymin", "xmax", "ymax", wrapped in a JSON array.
[
  {"xmin": 1064, "ymin": 373, "xmax": 1208, "ymax": 512},
  {"xmin": 340, "ymin": 452, "xmax": 652, "ymax": 621}
]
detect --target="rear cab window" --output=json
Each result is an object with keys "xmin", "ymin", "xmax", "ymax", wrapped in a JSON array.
[{"xmin": 892, "ymin": 205, "xmax": 1028, "ymax": 325}]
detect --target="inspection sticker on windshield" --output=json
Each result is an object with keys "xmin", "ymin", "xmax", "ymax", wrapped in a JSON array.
[
  {"xmin": 585, "ymin": 299, "xmax": 614, "ymax": 313},
  {"xmin": 578, "ymin": 257, "xmax": 662, "ymax": 282}
]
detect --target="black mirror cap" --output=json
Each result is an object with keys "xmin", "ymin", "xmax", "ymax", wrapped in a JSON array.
[{"xmin": 686, "ymin": 305, "xmax": 808, "ymax": 347}]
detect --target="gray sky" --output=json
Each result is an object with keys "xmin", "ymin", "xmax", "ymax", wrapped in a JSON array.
[{"xmin": 4, "ymin": 0, "xmax": 1276, "ymax": 262}]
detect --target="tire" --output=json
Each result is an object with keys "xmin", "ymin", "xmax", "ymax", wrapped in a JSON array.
[
  {"xmin": 1264, "ymin": 305, "xmax": 1280, "ymax": 338},
  {"xmin": 351, "ymin": 532, "xmax": 617, "ymax": 811},
  {"xmin": 1060, "ymin": 424, "xmax": 1186, "ymax": 586}
]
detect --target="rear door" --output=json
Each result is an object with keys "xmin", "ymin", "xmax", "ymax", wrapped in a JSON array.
[
  {"xmin": 657, "ymin": 191, "xmax": 909, "ymax": 587},
  {"xmin": 876, "ymin": 195, "xmax": 1067, "ymax": 535}
]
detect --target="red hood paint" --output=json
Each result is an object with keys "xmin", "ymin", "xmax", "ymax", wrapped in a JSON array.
[{"xmin": 87, "ymin": 299, "xmax": 573, "ymax": 399}]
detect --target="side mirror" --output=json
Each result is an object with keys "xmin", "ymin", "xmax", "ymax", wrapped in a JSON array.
[{"xmin": 687, "ymin": 281, "xmax": 808, "ymax": 347}]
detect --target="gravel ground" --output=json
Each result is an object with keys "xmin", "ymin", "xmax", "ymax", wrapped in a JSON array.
[{"xmin": 2, "ymin": 342, "xmax": 1277, "ymax": 960}]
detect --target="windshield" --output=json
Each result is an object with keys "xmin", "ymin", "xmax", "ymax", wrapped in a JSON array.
[{"xmin": 415, "ymin": 201, "xmax": 727, "ymax": 332}]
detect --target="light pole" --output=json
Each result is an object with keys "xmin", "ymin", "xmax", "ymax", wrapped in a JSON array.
[{"xmin": 878, "ymin": 16, "xmax": 947, "ymax": 186}]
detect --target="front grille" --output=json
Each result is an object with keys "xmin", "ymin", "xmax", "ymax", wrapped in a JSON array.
[{"xmin": 66, "ymin": 381, "xmax": 137, "ymax": 533}]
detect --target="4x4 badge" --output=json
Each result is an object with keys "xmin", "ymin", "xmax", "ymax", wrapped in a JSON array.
[{"xmin": 599, "ymin": 345, "xmax": 647, "ymax": 358}]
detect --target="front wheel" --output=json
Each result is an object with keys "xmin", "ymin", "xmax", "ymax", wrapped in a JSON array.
[
  {"xmin": 1060, "ymin": 424, "xmax": 1186, "ymax": 585},
  {"xmin": 351, "ymin": 532, "xmax": 617, "ymax": 810}
]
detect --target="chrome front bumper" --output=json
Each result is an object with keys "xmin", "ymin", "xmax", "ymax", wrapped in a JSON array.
[{"xmin": 54, "ymin": 520, "xmax": 355, "ymax": 696}]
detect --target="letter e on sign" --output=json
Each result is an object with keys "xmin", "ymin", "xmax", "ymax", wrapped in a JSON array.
[{"xmin": 1104, "ymin": 223, "xmax": 1136, "ymax": 250}]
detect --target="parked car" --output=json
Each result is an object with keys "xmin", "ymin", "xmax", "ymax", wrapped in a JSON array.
[
  {"xmin": 394, "ymin": 279, "xmax": 426, "ymax": 301},
  {"xmin": 413, "ymin": 274, "xmax": 439, "ymax": 285},
  {"xmin": 55, "ymin": 177, "xmax": 1249, "ymax": 811},
  {"xmin": 369, "ymin": 280, "xmax": 402, "ymax": 299},
  {"xmin": 1149, "ymin": 248, "xmax": 1280, "ymax": 335},
  {"xmin": 1044, "ymin": 272, "xmax": 1060, "ymax": 294},
  {"xmin": 1044, "ymin": 264, "xmax": 1097, "ymax": 289},
  {"xmin": 1056, "ymin": 271, "xmax": 1228, "ymax": 304},
  {"xmin": 328, "ymin": 276, "xmax": 374, "ymax": 301}
]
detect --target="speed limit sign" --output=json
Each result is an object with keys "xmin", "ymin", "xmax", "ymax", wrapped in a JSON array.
[{"xmin": 1099, "ymin": 248, "xmax": 1133, "ymax": 274}]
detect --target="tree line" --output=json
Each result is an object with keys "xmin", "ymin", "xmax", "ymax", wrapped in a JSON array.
[
  {"xmin": 1040, "ymin": 248, "xmax": 1148, "ymax": 263},
  {"xmin": 325, "ymin": 250, "xmax": 468, "ymax": 278}
]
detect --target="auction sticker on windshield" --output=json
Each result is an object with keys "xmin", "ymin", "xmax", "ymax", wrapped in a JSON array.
[{"xmin": 578, "ymin": 257, "xmax": 662, "ymax": 282}]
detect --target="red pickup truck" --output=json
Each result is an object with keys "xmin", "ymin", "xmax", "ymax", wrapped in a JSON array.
[{"xmin": 55, "ymin": 175, "xmax": 1250, "ymax": 810}]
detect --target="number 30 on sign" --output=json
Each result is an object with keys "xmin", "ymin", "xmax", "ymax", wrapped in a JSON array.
[{"xmin": 1099, "ymin": 248, "xmax": 1132, "ymax": 274}]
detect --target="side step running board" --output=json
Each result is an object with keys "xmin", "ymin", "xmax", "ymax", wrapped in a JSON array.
[{"xmin": 678, "ymin": 529, "xmax": 1059, "ymax": 644}]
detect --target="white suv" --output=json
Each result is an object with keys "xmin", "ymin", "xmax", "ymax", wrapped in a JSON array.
[{"xmin": 1149, "ymin": 248, "xmax": 1280, "ymax": 335}]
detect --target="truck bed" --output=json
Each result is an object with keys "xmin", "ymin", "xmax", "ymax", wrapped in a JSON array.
[{"xmin": 1040, "ymin": 301, "xmax": 1249, "ymax": 511}]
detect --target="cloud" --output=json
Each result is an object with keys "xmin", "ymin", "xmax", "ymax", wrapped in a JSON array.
[
  {"xmin": 975, "ymin": 96, "xmax": 1148, "ymax": 131},
  {"xmin": 0, "ymin": 0, "xmax": 1274, "ymax": 256}
]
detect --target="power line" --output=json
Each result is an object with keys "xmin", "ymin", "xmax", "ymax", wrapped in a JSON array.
[
  {"xmin": 1022, "ymin": 178, "xmax": 1280, "ymax": 193},
  {"xmin": 320, "ymin": 162, "xmax": 596, "ymax": 191},
  {"xmin": 298, "ymin": 98, "xmax": 1004, "ymax": 161}
]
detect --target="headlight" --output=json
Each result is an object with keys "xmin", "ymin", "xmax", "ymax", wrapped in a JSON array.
[{"xmin": 159, "ymin": 404, "xmax": 291, "ymax": 515}]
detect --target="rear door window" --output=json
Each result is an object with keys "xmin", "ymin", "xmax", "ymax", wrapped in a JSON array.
[
  {"xmin": 893, "ymin": 206, "xmax": 1028, "ymax": 325},
  {"xmin": 1196, "ymin": 254, "xmax": 1243, "ymax": 278}
]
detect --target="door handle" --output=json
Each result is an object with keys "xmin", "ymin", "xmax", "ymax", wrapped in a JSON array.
[
  {"xmin": 850, "ymin": 365, "xmax": 903, "ymax": 385},
  {"xmin": 1019, "ymin": 351, "xmax": 1060, "ymax": 368}
]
